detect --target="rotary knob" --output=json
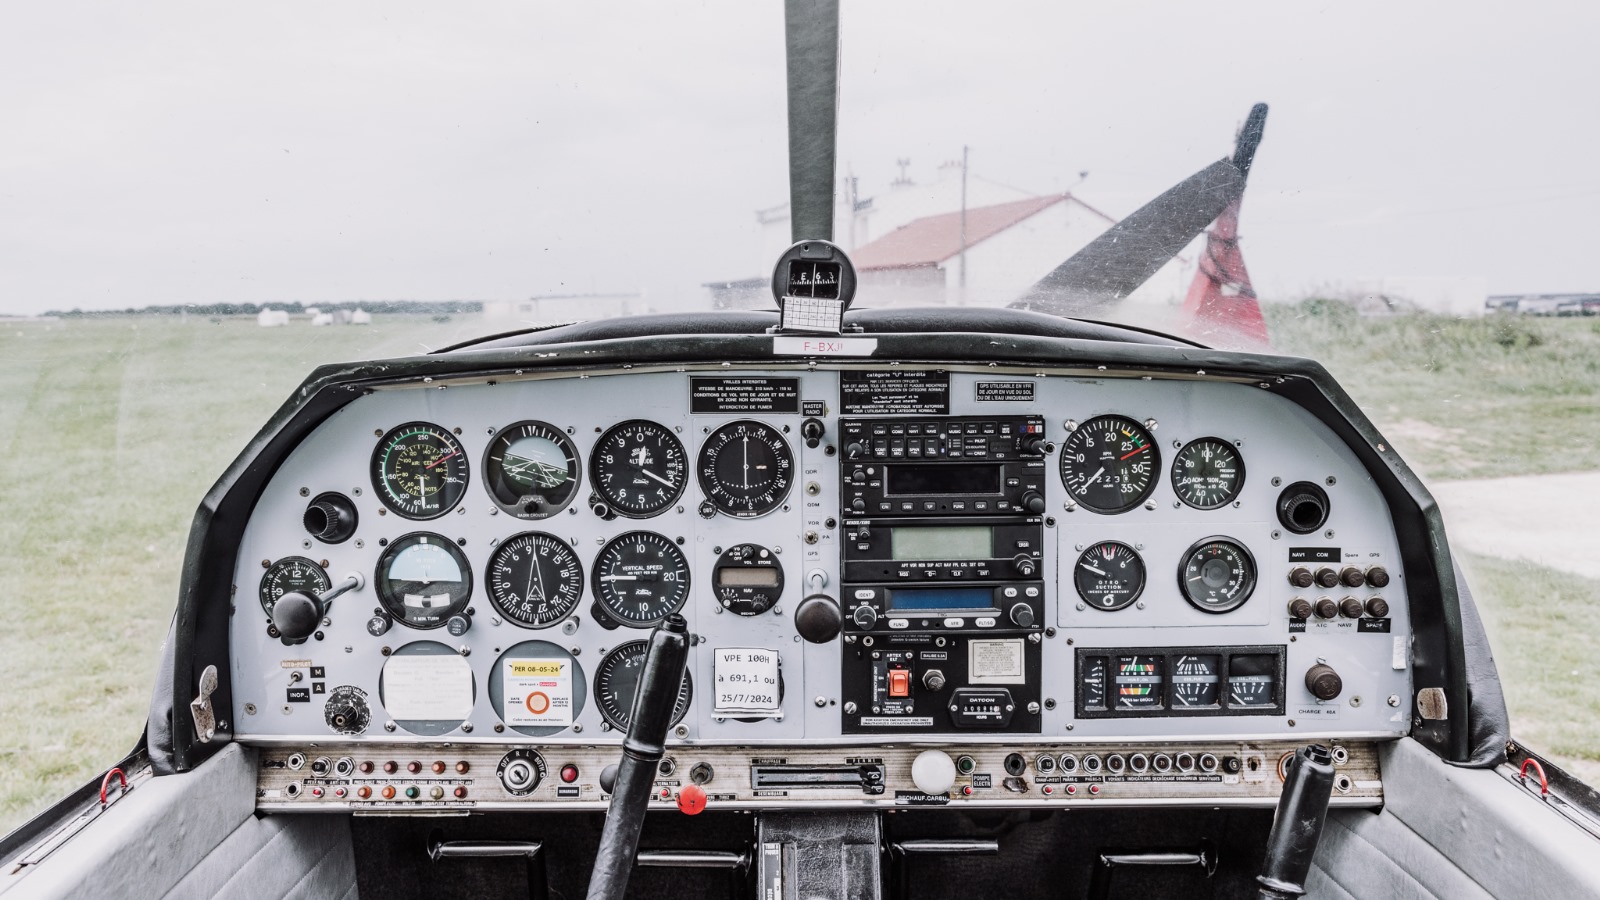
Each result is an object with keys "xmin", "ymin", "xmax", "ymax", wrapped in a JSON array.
[
  {"xmin": 852, "ymin": 605, "xmax": 878, "ymax": 629},
  {"xmin": 271, "ymin": 591, "xmax": 323, "ymax": 642},
  {"xmin": 1287, "ymin": 567, "xmax": 1314, "ymax": 589},
  {"xmin": 1339, "ymin": 566, "xmax": 1365, "ymax": 588},
  {"xmin": 1008, "ymin": 603, "xmax": 1035, "ymax": 628},
  {"xmin": 1019, "ymin": 491, "xmax": 1047, "ymax": 514},
  {"xmin": 795, "ymin": 594, "xmax": 843, "ymax": 643},
  {"xmin": 1012, "ymin": 555, "xmax": 1038, "ymax": 578},
  {"xmin": 1314, "ymin": 567, "xmax": 1339, "ymax": 589},
  {"xmin": 1305, "ymin": 664, "xmax": 1343, "ymax": 701},
  {"xmin": 846, "ymin": 442, "xmax": 866, "ymax": 459}
]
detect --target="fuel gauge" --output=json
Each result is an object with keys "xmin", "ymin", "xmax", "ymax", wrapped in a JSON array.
[{"xmin": 1170, "ymin": 654, "xmax": 1222, "ymax": 709}]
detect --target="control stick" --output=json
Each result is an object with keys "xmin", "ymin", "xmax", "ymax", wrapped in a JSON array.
[
  {"xmin": 1256, "ymin": 743, "xmax": 1336, "ymax": 899},
  {"xmin": 586, "ymin": 615, "xmax": 691, "ymax": 900},
  {"xmin": 271, "ymin": 573, "xmax": 364, "ymax": 642}
]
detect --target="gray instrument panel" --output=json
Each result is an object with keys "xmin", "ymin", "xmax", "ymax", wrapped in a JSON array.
[{"xmin": 231, "ymin": 364, "xmax": 1414, "ymax": 746}]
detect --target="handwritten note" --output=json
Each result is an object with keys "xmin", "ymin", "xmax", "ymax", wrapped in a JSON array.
[
  {"xmin": 714, "ymin": 648, "xmax": 781, "ymax": 716},
  {"xmin": 382, "ymin": 653, "xmax": 473, "ymax": 721}
]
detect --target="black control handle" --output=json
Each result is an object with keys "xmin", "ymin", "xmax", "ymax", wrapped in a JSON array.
[
  {"xmin": 271, "ymin": 573, "xmax": 363, "ymax": 642},
  {"xmin": 1256, "ymin": 743, "xmax": 1336, "ymax": 899},
  {"xmin": 586, "ymin": 615, "xmax": 691, "ymax": 900}
]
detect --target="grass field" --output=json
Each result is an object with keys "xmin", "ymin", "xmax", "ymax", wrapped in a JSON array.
[{"xmin": 1, "ymin": 307, "xmax": 1597, "ymax": 834}]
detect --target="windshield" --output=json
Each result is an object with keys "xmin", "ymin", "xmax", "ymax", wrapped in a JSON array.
[{"xmin": 3, "ymin": 1, "xmax": 1598, "ymax": 832}]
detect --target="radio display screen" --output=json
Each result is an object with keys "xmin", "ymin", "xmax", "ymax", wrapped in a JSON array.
[
  {"xmin": 716, "ymin": 567, "xmax": 781, "ymax": 587},
  {"xmin": 890, "ymin": 525, "xmax": 992, "ymax": 561},
  {"xmin": 884, "ymin": 463, "xmax": 1001, "ymax": 496},
  {"xmin": 888, "ymin": 587, "xmax": 995, "ymax": 611}
]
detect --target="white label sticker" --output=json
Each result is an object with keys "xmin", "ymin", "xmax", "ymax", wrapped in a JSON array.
[
  {"xmin": 382, "ymin": 653, "xmax": 473, "ymax": 721},
  {"xmin": 968, "ymin": 639, "xmax": 1026, "ymax": 684},
  {"xmin": 772, "ymin": 336, "xmax": 879, "ymax": 357},
  {"xmin": 1392, "ymin": 635, "xmax": 1407, "ymax": 670},
  {"xmin": 714, "ymin": 648, "xmax": 781, "ymax": 715},
  {"xmin": 502, "ymin": 658, "xmax": 574, "ymax": 727}
]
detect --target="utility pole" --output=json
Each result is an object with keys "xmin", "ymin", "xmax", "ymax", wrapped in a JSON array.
[{"xmin": 958, "ymin": 145, "xmax": 969, "ymax": 304}]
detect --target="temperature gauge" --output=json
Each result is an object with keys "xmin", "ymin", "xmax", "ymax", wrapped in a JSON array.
[{"xmin": 1114, "ymin": 655, "xmax": 1164, "ymax": 711}]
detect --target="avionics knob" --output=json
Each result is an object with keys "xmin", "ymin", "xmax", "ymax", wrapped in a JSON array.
[
  {"xmin": 304, "ymin": 493, "xmax": 358, "ymax": 544},
  {"xmin": 1338, "ymin": 597, "xmax": 1365, "ymax": 619},
  {"xmin": 911, "ymin": 750, "xmax": 957, "ymax": 796},
  {"xmin": 846, "ymin": 442, "xmax": 866, "ymax": 459},
  {"xmin": 272, "ymin": 591, "xmax": 323, "ymax": 642},
  {"xmin": 1365, "ymin": 596, "xmax": 1390, "ymax": 618},
  {"xmin": 1012, "ymin": 555, "xmax": 1038, "ymax": 578},
  {"xmin": 852, "ymin": 605, "xmax": 878, "ymax": 630},
  {"xmin": 1313, "ymin": 597, "xmax": 1339, "ymax": 619},
  {"xmin": 1287, "ymin": 597, "xmax": 1314, "ymax": 619},
  {"xmin": 850, "ymin": 498, "xmax": 867, "ymax": 513},
  {"xmin": 922, "ymin": 669, "xmax": 947, "ymax": 692},
  {"xmin": 795, "ymin": 594, "xmax": 843, "ymax": 643},
  {"xmin": 1019, "ymin": 491, "xmax": 1047, "ymax": 514},
  {"xmin": 1313, "ymin": 567, "xmax": 1339, "ymax": 589},
  {"xmin": 1339, "ymin": 566, "xmax": 1365, "ymax": 588},
  {"xmin": 1021, "ymin": 435, "xmax": 1049, "ymax": 456},
  {"xmin": 1305, "ymin": 664, "xmax": 1343, "ymax": 701},
  {"xmin": 1008, "ymin": 603, "xmax": 1035, "ymax": 628},
  {"xmin": 1365, "ymin": 566, "xmax": 1391, "ymax": 588},
  {"xmin": 1287, "ymin": 567, "xmax": 1314, "ymax": 589}
]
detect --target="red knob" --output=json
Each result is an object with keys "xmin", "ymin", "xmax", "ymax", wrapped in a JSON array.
[
  {"xmin": 560, "ymin": 765, "xmax": 580, "ymax": 784},
  {"xmin": 676, "ymin": 783, "xmax": 707, "ymax": 815}
]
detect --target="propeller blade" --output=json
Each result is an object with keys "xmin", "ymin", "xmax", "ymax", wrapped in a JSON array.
[
  {"xmin": 784, "ymin": 0, "xmax": 841, "ymax": 243},
  {"xmin": 1012, "ymin": 103, "xmax": 1269, "ymax": 317}
]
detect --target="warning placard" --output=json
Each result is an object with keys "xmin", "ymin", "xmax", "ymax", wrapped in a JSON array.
[
  {"xmin": 690, "ymin": 377, "xmax": 801, "ymax": 414},
  {"xmin": 502, "ymin": 658, "xmax": 574, "ymax": 727},
  {"xmin": 840, "ymin": 370, "xmax": 950, "ymax": 415}
]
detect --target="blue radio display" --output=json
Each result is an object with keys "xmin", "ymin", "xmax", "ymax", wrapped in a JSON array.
[{"xmin": 888, "ymin": 587, "xmax": 995, "ymax": 611}]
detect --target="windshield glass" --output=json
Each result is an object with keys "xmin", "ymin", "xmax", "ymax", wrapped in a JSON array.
[{"xmin": 3, "ymin": 2, "xmax": 1597, "ymax": 832}]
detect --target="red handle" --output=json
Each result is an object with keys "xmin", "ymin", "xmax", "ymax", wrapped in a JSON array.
[
  {"xmin": 100, "ymin": 768, "xmax": 127, "ymax": 805},
  {"xmin": 1519, "ymin": 758, "xmax": 1549, "ymax": 797}
]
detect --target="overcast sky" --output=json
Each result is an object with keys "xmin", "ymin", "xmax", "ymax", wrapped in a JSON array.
[{"xmin": 2, "ymin": 1, "xmax": 1596, "ymax": 315}]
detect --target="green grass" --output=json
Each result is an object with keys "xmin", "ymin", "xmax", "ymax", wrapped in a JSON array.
[
  {"xmin": 0, "ymin": 315, "xmax": 473, "ymax": 834},
  {"xmin": 1, "ymin": 307, "xmax": 1597, "ymax": 835},
  {"xmin": 1264, "ymin": 302, "xmax": 1600, "ymax": 481}
]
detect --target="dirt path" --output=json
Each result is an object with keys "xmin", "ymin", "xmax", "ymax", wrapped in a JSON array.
[{"xmin": 1431, "ymin": 472, "xmax": 1600, "ymax": 580}]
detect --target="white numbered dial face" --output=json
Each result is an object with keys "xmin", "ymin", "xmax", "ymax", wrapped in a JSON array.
[
  {"xmin": 1171, "ymin": 437, "xmax": 1245, "ymax": 510},
  {"xmin": 591, "ymin": 531, "xmax": 690, "ymax": 627},
  {"xmin": 1059, "ymin": 415, "xmax": 1159, "ymax": 514},
  {"xmin": 590, "ymin": 420, "xmax": 687, "ymax": 517},
  {"xmin": 697, "ymin": 420, "xmax": 793, "ymax": 518}
]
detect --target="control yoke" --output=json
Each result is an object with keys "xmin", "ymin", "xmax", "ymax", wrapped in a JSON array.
[
  {"xmin": 585, "ymin": 615, "xmax": 691, "ymax": 900},
  {"xmin": 1256, "ymin": 743, "xmax": 1336, "ymax": 899}
]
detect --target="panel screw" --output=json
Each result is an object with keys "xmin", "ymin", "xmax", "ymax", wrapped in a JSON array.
[
  {"xmin": 1044, "ymin": 698, "xmax": 1056, "ymax": 710},
  {"xmin": 674, "ymin": 725, "xmax": 688, "ymax": 737},
  {"xmin": 1287, "ymin": 719, "xmax": 1296, "ymax": 727},
  {"xmin": 461, "ymin": 723, "xmax": 474, "ymax": 733},
  {"xmin": 384, "ymin": 721, "xmax": 396, "ymax": 732},
  {"xmin": 1387, "ymin": 694, "xmax": 1401, "ymax": 707},
  {"xmin": 844, "ymin": 702, "xmax": 857, "ymax": 715},
  {"xmin": 244, "ymin": 703, "xmax": 258, "ymax": 715},
  {"xmin": 1027, "ymin": 702, "xmax": 1040, "ymax": 714},
  {"xmin": 815, "ymin": 696, "xmax": 827, "ymax": 708}
]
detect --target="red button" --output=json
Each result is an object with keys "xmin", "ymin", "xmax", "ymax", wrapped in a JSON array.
[
  {"xmin": 1065, "ymin": 785, "xmax": 1076, "ymax": 795},
  {"xmin": 1088, "ymin": 784, "xmax": 1101, "ymax": 795},
  {"xmin": 1042, "ymin": 785, "xmax": 1053, "ymax": 795},
  {"xmin": 357, "ymin": 787, "xmax": 372, "ymax": 799},
  {"xmin": 454, "ymin": 787, "xmax": 468, "ymax": 799},
  {"xmin": 381, "ymin": 786, "xmax": 396, "ymax": 799},
  {"xmin": 431, "ymin": 761, "xmax": 446, "ymax": 774},
  {"xmin": 962, "ymin": 785, "xmax": 973, "ymax": 796},
  {"xmin": 888, "ymin": 669, "xmax": 911, "ymax": 698},
  {"xmin": 310, "ymin": 787, "xmax": 324, "ymax": 798},
  {"xmin": 677, "ymin": 784, "xmax": 707, "ymax": 815},
  {"xmin": 560, "ymin": 765, "xmax": 579, "ymax": 783},
  {"xmin": 659, "ymin": 788, "xmax": 671, "ymax": 799},
  {"xmin": 334, "ymin": 787, "xmax": 347, "ymax": 798}
]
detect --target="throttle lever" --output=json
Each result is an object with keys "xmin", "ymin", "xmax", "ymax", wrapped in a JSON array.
[
  {"xmin": 585, "ymin": 614, "xmax": 690, "ymax": 900},
  {"xmin": 1256, "ymin": 743, "xmax": 1336, "ymax": 899}
]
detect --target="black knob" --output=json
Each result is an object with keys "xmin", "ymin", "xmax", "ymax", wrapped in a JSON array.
[
  {"xmin": 845, "ymin": 442, "xmax": 866, "ymax": 459},
  {"xmin": 1013, "ymin": 555, "xmax": 1038, "ymax": 577},
  {"xmin": 1276, "ymin": 482, "xmax": 1330, "ymax": 535},
  {"xmin": 599, "ymin": 764, "xmax": 619, "ymax": 794},
  {"xmin": 1021, "ymin": 435, "xmax": 1048, "ymax": 456},
  {"xmin": 1365, "ymin": 596, "xmax": 1390, "ymax": 618},
  {"xmin": 922, "ymin": 669, "xmax": 947, "ymax": 692},
  {"xmin": 1287, "ymin": 567, "xmax": 1314, "ymax": 589},
  {"xmin": 447, "ymin": 614, "xmax": 472, "ymax": 636},
  {"xmin": 795, "ymin": 594, "xmax": 843, "ymax": 643},
  {"xmin": 1287, "ymin": 598, "xmax": 1313, "ymax": 619},
  {"xmin": 1008, "ymin": 603, "xmax": 1035, "ymax": 628},
  {"xmin": 801, "ymin": 418, "xmax": 826, "ymax": 448},
  {"xmin": 1313, "ymin": 597, "xmax": 1339, "ymax": 619},
  {"xmin": 366, "ymin": 615, "xmax": 392, "ymax": 637},
  {"xmin": 850, "ymin": 498, "xmax": 867, "ymax": 513},
  {"xmin": 1365, "ymin": 566, "xmax": 1391, "ymax": 588},
  {"xmin": 1338, "ymin": 597, "xmax": 1364, "ymax": 619},
  {"xmin": 1313, "ymin": 567, "xmax": 1339, "ymax": 589},
  {"xmin": 852, "ymin": 605, "xmax": 878, "ymax": 629},
  {"xmin": 1339, "ymin": 567, "xmax": 1365, "ymax": 588},
  {"xmin": 272, "ymin": 591, "xmax": 324, "ymax": 641},
  {"xmin": 1305, "ymin": 663, "xmax": 1343, "ymax": 701},
  {"xmin": 1020, "ymin": 491, "xmax": 1047, "ymax": 514},
  {"xmin": 304, "ymin": 493, "xmax": 358, "ymax": 544}
]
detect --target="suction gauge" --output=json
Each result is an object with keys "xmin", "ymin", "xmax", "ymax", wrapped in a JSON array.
[
  {"xmin": 1073, "ymin": 542, "xmax": 1145, "ymax": 611},
  {"xmin": 697, "ymin": 420, "xmax": 794, "ymax": 518},
  {"xmin": 1059, "ymin": 415, "xmax": 1159, "ymax": 514}
]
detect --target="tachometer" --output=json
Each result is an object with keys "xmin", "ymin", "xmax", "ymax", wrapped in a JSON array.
[
  {"xmin": 696, "ymin": 420, "xmax": 794, "ymax": 518},
  {"xmin": 590, "ymin": 420, "xmax": 687, "ymax": 518},
  {"xmin": 371, "ymin": 422, "xmax": 469, "ymax": 519},
  {"xmin": 375, "ymin": 533, "xmax": 473, "ymax": 628},
  {"xmin": 591, "ymin": 531, "xmax": 690, "ymax": 627},
  {"xmin": 593, "ymin": 640, "xmax": 693, "ymax": 731},
  {"xmin": 1059, "ymin": 415, "xmax": 1159, "ymax": 514},
  {"xmin": 1073, "ymin": 542, "xmax": 1145, "ymax": 611},
  {"xmin": 1177, "ymin": 537, "xmax": 1256, "ymax": 614},
  {"xmin": 1171, "ymin": 437, "xmax": 1245, "ymax": 510},
  {"xmin": 483, "ymin": 421, "xmax": 581, "ymax": 519},
  {"xmin": 486, "ymin": 532, "xmax": 583, "ymax": 628},
  {"xmin": 259, "ymin": 556, "xmax": 331, "ymax": 617}
]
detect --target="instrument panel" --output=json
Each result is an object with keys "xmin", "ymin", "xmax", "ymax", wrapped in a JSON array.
[{"xmin": 231, "ymin": 363, "xmax": 1414, "ymax": 810}]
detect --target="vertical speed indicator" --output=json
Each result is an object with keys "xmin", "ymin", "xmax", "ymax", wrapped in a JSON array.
[{"xmin": 1059, "ymin": 415, "xmax": 1159, "ymax": 514}]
